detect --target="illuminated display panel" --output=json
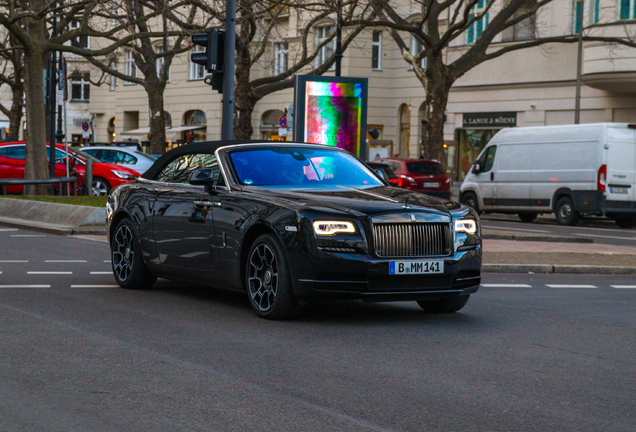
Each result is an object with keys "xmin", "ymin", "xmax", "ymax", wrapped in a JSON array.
[{"xmin": 294, "ymin": 75, "xmax": 368, "ymax": 159}]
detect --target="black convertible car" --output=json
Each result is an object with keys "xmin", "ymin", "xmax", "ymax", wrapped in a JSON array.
[{"xmin": 106, "ymin": 141, "xmax": 481, "ymax": 319}]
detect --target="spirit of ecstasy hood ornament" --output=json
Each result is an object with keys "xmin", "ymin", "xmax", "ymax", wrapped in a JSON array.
[{"xmin": 403, "ymin": 195, "xmax": 411, "ymax": 209}]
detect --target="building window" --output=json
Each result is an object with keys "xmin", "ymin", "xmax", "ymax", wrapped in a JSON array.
[
  {"xmin": 274, "ymin": 42, "xmax": 288, "ymax": 76},
  {"xmin": 70, "ymin": 73, "xmax": 90, "ymax": 101},
  {"xmin": 467, "ymin": 0, "xmax": 489, "ymax": 44},
  {"xmin": 110, "ymin": 74, "xmax": 116, "ymax": 91},
  {"xmin": 619, "ymin": 0, "xmax": 634, "ymax": 19},
  {"xmin": 124, "ymin": 50, "xmax": 137, "ymax": 84},
  {"xmin": 574, "ymin": 0, "xmax": 582, "ymax": 33},
  {"xmin": 189, "ymin": 45, "xmax": 205, "ymax": 80},
  {"xmin": 315, "ymin": 26, "xmax": 335, "ymax": 70},
  {"xmin": 155, "ymin": 45, "xmax": 171, "ymax": 82},
  {"xmin": 409, "ymin": 33, "xmax": 426, "ymax": 70},
  {"xmin": 69, "ymin": 19, "xmax": 90, "ymax": 49},
  {"xmin": 593, "ymin": 0, "xmax": 600, "ymax": 23},
  {"xmin": 371, "ymin": 31, "xmax": 382, "ymax": 70},
  {"xmin": 502, "ymin": 0, "xmax": 537, "ymax": 41}
]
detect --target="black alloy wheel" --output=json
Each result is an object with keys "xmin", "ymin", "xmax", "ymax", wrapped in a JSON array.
[
  {"xmin": 461, "ymin": 192, "xmax": 480, "ymax": 214},
  {"xmin": 417, "ymin": 295, "xmax": 470, "ymax": 313},
  {"xmin": 111, "ymin": 218, "xmax": 156, "ymax": 290},
  {"xmin": 555, "ymin": 197, "xmax": 580, "ymax": 226},
  {"xmin": 246, "ymin": 234, "xmax": 301, "ymax": 320},
  {"xmin": 518, "ymin": 212, "xmax": 538, "ymax": 223}
]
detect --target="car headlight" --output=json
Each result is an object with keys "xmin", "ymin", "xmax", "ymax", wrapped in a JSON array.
[
  {"xmin": 455, "ymin": 219, "xmax": 477, "ymax": 234},
  {"xmin": 313, "ymin": 221, "xmax": 356, "ymax": 236},
  {"xmin": 111, "ymin": 170, "xmax": 137, "ymax": 180}
]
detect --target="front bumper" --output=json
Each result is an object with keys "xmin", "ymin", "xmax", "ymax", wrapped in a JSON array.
[{"xmin": 291, "ymin": 246, "xmax": 481, "ymax": 302}]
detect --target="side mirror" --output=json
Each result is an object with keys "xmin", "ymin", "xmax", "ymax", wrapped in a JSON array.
[
  {"xmin": 189, "ymin": 168, "xmax": 215, "ymax": 186},
  {"xmin": 472, "ymin": 162, "xmax": 482, "ymax": 174}
]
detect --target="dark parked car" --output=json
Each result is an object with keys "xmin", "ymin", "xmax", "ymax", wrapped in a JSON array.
[
  {"xmin": 379, "ymin": 158, "xmax": 451, "ymax": 199},
  {"xmin": 367, "ymin": 162, "xmax": 402, "ymax": 187},
  {"xmin": 107, "ymin": 141, "xmax": 481, "ymax": 319}
]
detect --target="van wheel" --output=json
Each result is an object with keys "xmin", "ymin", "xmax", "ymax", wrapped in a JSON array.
[
  {"xmin": 518, "ymin": 212, "xmax": 538, "ymax": 223},
  {"xmin": 555, "ymin": 197, "xmax": 579, "ymax": 226},
  {"xmin": 461, "ymin": 192, "xmax": 480, "ymax": 213},
  {"xmin": 615, "ymin": 217, "xmax": 636, "ymax": 229}
]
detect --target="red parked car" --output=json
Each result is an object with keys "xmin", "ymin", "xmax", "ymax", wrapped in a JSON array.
[
  {"xmin": 0, "ymin": 142, "xmax": 140, "ymax": 195},
  {"xmin": 378, "ymin": 158, "xmax": 451, "ymax": 199}
]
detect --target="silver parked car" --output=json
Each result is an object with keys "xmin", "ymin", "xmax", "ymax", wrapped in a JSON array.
[{"xmin": 80, "ymin": 146, "xmax": 157, "ymax": 175}]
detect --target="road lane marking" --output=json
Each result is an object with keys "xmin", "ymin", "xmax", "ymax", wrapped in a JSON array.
[
  {"xmin": 0, "ymin": 260, "xmax": 28, "ymax": 263},
  {"xmin": 572, "ymin": 233, "xmax": 636, "ymax": 241},
  {"xmin": 45, "ymin": 260, "xmax": 87, "ymax": 263},
  {"xmin": 547, "ymin": 284, "xmax": 597, "ymax": 289},
  {"xmin": 0, "ymin": 228, "xmax": 18, "ymax": 232},
  {"xmin": 103, "ymin": 260, "xmax": 111, "ymax": 263},
  {"xmin": 0, "ymin": 285, "xmax": 50, "ymax": 288},
  {"xmin": 482, "ymin": 225, "xmax": 551, "ymax": 234},
  {"xmin": 27, "ymin": 271, "xmax": 72, "ymax": 275},
  {"xmin": 482, "ymin": 284, "xmax": 532, "ymax": 288},
  {"xmin": 10, "ymin": 234, "xmax": 46, "ymax": 237},
  {"xmin": 611, "ymin": 285, "xmax": 636, "ymax": 289},
  {"xmin": 71, "ymin": 285, "xmax": 118, "ymax": 288},
  {"xmin": 90, "ymin": 271, "xmax": 112, "ymax": 275}
]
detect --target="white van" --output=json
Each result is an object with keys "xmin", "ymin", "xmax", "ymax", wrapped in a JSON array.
[{"xmin": 460, "ymin": 123, "xmax": 636, "ymax": 227}]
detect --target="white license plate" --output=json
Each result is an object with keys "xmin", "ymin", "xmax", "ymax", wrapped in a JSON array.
[
  {"xmin": 610, "ymin": 187, "xmax": 629, "ymax": 194},
  {"xmin": 389, "ymin": 260, "xmax": 444, "ymax": 275},
  {"xmin": 423, "ymin": 182, "xmax": 440, "ymax": 188}
]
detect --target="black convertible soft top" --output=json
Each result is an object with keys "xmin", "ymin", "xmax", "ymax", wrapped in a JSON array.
[{"xmin": 141, "ymin": 140, "xmax": 261, "ymax": 180}]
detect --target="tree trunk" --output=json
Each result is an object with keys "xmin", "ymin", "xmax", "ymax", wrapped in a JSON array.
[
  {"xmin": 423, "ymin": 58, "xmax": 454, "ymax": 166},
  {"xmin": 146, "ymin": 82, "xmax": 167, "ymax": 154},
  {"xmin": 233, "ymin": 37, "xmax": 255, "ymax": 140},
  {"xmin": 23, "ymin": 20, "xmax": 49, "ymax": 195},
  {"xmin": 234, "ymin": 96, "xmax": 255, "ymax": 140},
  {"xmin": 9, "ymin": 83, "xmax": 23, "ymax": 142}
]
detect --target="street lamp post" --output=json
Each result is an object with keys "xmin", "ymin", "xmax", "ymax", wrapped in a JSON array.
[
  {"xmin": 221, "ymin": 0, "xmax": 236, "ymax": 140},
  {"xmin": 334, "ymin": 0, "xmax": 343, "ymax": 77},
  {"xmin": 574, "ymin": 0, "xmax": 584, "ymax": 124}
]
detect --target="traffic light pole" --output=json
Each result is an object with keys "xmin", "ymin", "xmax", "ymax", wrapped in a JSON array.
[{"xmin": 221, "ymin": 0, "xmax": 236, "ymax": 140}]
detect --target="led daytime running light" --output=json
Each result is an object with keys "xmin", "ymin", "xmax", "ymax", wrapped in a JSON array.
[
  {"xmin": 455, "ymin": 219, "xmax": 477, "ymax": 234},
  {"xmin": 313, "ymin": 221, "xmax": 356, "ymax": 236}
]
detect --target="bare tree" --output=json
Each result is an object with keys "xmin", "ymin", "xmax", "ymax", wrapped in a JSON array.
[
  {"xmin": 354, "ymin": 0, "xmax": 636, "ymax": 161},
  {"xmin": 0, "ymin": 33, "xmax": 24, "ymax": 141}
]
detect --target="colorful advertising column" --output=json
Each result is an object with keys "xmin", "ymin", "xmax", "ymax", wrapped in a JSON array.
[{"xmin": 293, "ymin": 75, "xmax": 368, "ymax": 160}]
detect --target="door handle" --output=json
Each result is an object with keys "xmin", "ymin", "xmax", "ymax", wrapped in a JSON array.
[
  {"xmin": 490, "ymin": 172, "xmax": 494, "ymax": 181},
  {"xmin": 194, "ymin": 200, "xmax": 221, "ymax": 209}
]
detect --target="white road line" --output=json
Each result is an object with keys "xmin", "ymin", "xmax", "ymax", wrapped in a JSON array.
[
  {"xmin": 71, "ymin": 285, "xmax": 118, "ymax": 288},
  {"xmin": 103, "ymin": 260, "xmax": 111, "ymax": 263},
  {"xmin": 482, "ymin": 225, "xmax": 551, "ymax": 234},
  {"xmin": 573, "ymin": 233, "xmax": 636, "ymax": 241},
  {"xmin": 90, "ymin": 271, "xmax": 112, "ymax": 275},
  {"xmin": 27, "ymin": 271, "xmax": 72, "ymax": 275},
  {"xmin": 611, "ymin": 285, "xmax": 636, "ymax": 289},
  {"xmin": 482, "ymin": 284, "xmax": 532, "ymax": 288},
  {"xmin": 45, "ymin": 260, "xmax": 87, "ymax": 263},
  {"xmin": 10, "ymin": 234, "xmax": 46, "ymax": 237},
  {"xmin": 547, "ymin": 284, "xmax": 597, "ymax": 289},
  {"xmin": 0, "ymin": 228, "xmax": 18, "ymax": 231},
  {"xmin": 0, "ymin": 285, "xmax": 50, "ymax": 288},
  {"xmin": 0, "ymin": 260, "xmax": 28, "ymax": 263}
]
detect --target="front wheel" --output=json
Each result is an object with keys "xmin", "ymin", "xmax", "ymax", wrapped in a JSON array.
[
  {"xmin": 555, "ymin": 197, "xmax": 579, "ymax": 226},
  {"xmin": 92, "ymin": 177, "xmax": 111, "ymax": 196},
  {"xmin": 111, "ymin": 218, "xmax": 156, "ymax": 290},
  {"xmin": 417, "ymin": 296, "xmax": 470, "ymax": 313},
  {"xmin": 245, "ymin": 234, "xmax": 302, "ymax": 320},
  {"xmin": 518, "ymin": 212, "xmax": 538, "ymax": 223},
  {"xmin": 461, "ymin": 192, "xmax": 480, "ymax": 214}
]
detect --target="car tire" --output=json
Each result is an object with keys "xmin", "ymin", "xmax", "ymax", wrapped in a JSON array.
[
  {"xmin": 417, "ymin": 295, "xmax": 470, "ymax": 313},
  {"xmin": 92, "ymin": 177, "xmax": 111, "ymax": 196},
  {"xmin": 245, "ymin": 234, "xmax": 302, "ymax": 320},
  {"xmin": 111, "ymin": 218, "xmax": 156, "ymax": 290},
  {"xmin": 461, "ymin": 192, "xmax": 480, "ymax": 214},
  {"xmin": 518, "ymin": 212, "xmax": 538, "ymax": 223},
  {"xmin": 614, "ymin": 216, "xmax": 636, "ymax": 229},
  {"xmin": 555, "ymin": 197, "xmax": 579, "ymax": 226}
]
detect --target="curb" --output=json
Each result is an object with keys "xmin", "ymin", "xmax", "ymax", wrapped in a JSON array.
[
  {"xmin": 483, "ymin": 263, "xmax": 636, "ymax": 274},
  {"xmin": 0, "ymin": 217, "xmax": 105, "ymax": 236},
  {"xmin": 483, "ymin": 234, "xmax": 593, "ymax": 243}
]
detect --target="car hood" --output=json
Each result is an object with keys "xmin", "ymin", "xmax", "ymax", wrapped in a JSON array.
[{"xmin": 247, "ymin": 186, "xmax": 463, "ymax": 217}]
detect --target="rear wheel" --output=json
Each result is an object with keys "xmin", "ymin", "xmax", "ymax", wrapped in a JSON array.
[
  {"xmin": 417, "ymin": 296, "xmax": 470, "ymax": 313},
  {"xmin": 518, "ymin": 212, "xmax": 538, "ymax": 223},
  {"xmin": 92, "ymin": 177, "xmax": 111, "ymax": 196},
  {"xmin": 555, "ymin": 197, "xmax": 579, "ymax": 226},
  {"xmin": 111, "ymin": 218, "xmax": 156, "ymax": 290},
  {"xmin": 461, "ymin": 192, "xmax": 480, "ymax": 213},
  {"xmin": 245, "ymin": 234, "xmax": 302, "ymax": 320},
  {"xmin": 614, "ymin": 216, "xmax": 636, "ymax": 229}
]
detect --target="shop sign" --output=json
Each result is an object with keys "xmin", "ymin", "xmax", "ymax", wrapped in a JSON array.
[{"xmin": 463, "ymin": 112, "xmax": 516, "ymax": 127}]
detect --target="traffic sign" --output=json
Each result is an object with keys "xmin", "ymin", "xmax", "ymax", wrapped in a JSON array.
[
  {"xmin": 279, "ymin": 115, "xmax": 287, "ymax": 128},
  {"xmin": 82, "ymin": 122, "xmax": 89, "ymax": 132}
]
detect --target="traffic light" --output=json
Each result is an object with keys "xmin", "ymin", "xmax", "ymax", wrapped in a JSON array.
[{"xmin": 191, "ymin": 29, "xmax": 225, "ymax": 92}]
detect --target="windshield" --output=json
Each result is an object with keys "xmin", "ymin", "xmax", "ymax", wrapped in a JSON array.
[
  {"xmin": 406, "ymin": 161, "xmax": 444, "ymax": 175},
  {"xmin": 72, "ymin": 148, "xmax": 101, "ymax": 163},
  {"xmin": 228, "ymin": 147, "xmax": 384, "ymax": 189},
  {"xmin": 134, "ymin": 151, "xmax": 157, "ymax": 161}
]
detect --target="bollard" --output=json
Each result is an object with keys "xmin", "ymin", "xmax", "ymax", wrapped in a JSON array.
[{"xmin": 85, "ymin": 159, "xmax": 93, "ymax": 196}]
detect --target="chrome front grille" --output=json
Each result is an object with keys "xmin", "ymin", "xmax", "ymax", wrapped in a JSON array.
[{"xmin": 373, "ymin": 223, "xmax": 451, "ymax": 257}]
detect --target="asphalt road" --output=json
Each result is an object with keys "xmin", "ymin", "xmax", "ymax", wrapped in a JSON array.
[
  {"xmin": 1, "ymin": 226, "xmax": 635, "ymax": 432},
  {"xmin": 481, "ymin": 213, "xmax": 636, "ymax": 246}
]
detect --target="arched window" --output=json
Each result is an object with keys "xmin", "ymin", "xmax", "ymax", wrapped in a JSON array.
[{"xmin": 182, "ymin": 110, "xmax": 207, "ymax": 142}]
